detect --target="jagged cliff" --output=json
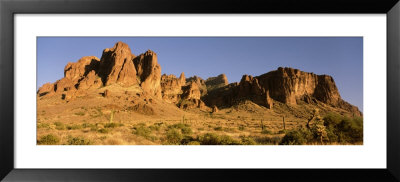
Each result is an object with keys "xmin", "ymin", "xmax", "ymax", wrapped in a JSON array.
[{"xmin": 37, "ymin": 42, "xmax": 361, "ymax": 116}]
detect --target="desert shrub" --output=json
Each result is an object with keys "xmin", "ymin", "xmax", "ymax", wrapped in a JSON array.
[
  {"xmin": 97, "ymin": 128, "xmax": 110, "ymax": 134},
  {"xmin": 74, "ymin": 111, "xmax": 85, "ymax": 116},
  {"xmin": 254, "ymin": 136, "xmax": 282, "ymax": 145},
  {"xmin": 168, "ymin": 123, "xmax": 192, "ymax": 135},
  {"xmin": 37, "ymin": 123, "xmax": 50, "ymax": 129},
  {"xmin": 67, "ymin": 136, "xmax": 92, "ymax": 145},
  {"xmin": 104, "ymin": 122, "xmax": 124, "ymax": 128},
  {"xmin": 133, "ymin": 125, "xmax": 151, "ymax": 137},
  {"xmin": 54, "ymin": 122, "xmax": 66, "ymax": 130},
  {"xmin": 133, "ymin": 125, "xmax": 157, "ymax": 141},
  {"xmin": 198, "ymin": 133, "xmax": 241, "ymax": 145},
  {"xmin": 197, "ymin": 127, "xmax": 205, "ymax": 131},
  {"xmin": 240, "ymin": 136, "xmax": 257, "ymax": 145},
  {"xmin": 323, "ymin": 113, "xmax": 363, "ymax": 143},
  {"xmin": 223, "ymin": 127, "xmax": 236, "ymax": 133},
  {"xmin": 261, "ymin": 129, "xmax": 272, "ymax": 134},
  {"xmin": 38, "ymin": 134, "xmax": 60, "ymax": 145},
  {"xmin": 180, "ymin": 135, "xmax": 196, "ymax": 145},
  {"xmin": 187, "ymin": 141, "xmax": 201, "ymax": 145},
  {"xmin": 166, "ymin": 129, "xmax": 183, "ymax": 144},
  {"xmin": 181, "ymin": 127, "xmax": 193, "ymax": 135},
  {"xmin": 82, "ymin": 122, "xmax": 97, "ymax": 130},
  {"xmin": 67, "ymin": 124, "xmax": 82, "ymax": 130},
  {"xmin": 277, "ymin": 130, "xmax": 287, "ymax": 134},
  {"xmin": 149, "ymin": 124, "xmax": 161, "ymax": 131},
  {"xmin": 280, "ymin": 129, "xmax": 313, "ymax": 145},
  {"xmin": 214, "ymin": 126, "xmax": 223, "ymax": 131},
  {"xmin": 238, "ymin": 125, "xmax": 245, "ymax": 131}
]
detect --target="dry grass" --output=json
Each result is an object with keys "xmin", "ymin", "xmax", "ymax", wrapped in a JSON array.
[{"xmin": 37, "ymin": 84, "xmax": 362, "ymax": 145}]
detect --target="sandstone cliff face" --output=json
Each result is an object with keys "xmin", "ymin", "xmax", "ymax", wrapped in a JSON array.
[
  {"xmin": 64, "ymin": 56, "xmax": 100, "ymax": 82},
  {"xmin": 37, "ymin": 83, "xmax": 55, "ymax": 96},
  {"xmin": 202, "ymin": 67, "xmax": 361, "ymax": 116},
  {"xmin": 186, "ymin": 76, "xmax": 207, "ymax": 96},
  {"xmin": 205, "ymin": 74, "xmax": 228, "ymax": 91},
  {"xmin": 37, "ymin": 42, "xmax": 361, "ymax": 116},
  {"xmin": 134, "ymin": 50, "xmax": 162, "ymax": 99},
  {"xmin": 38, "ymin": 42, "xmax": 164, "ymax": 99},
  {"xmin": 160, "ymin": 73, "xmax": 185, "ymax": 103},
  {"xmin": 255, "ymin": 67, "xmax": 340, "ymax": 106},
  {"xmin": 98, "ymin": 41, "xmax": 137, "ymax": 87}
]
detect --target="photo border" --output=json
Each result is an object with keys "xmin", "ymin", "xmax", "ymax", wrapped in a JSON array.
[{"xmin": 1, "ymin": 0, "xmax": 399, "ymax": 181}]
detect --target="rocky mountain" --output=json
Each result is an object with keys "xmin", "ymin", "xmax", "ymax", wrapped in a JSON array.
[
  {"xmin": 203, "ymin": 67, "xmax": 362, "ymax": 116},
  {"xmin": 37, "ymin": 41, "xmax": 362, "ymax": 117}
]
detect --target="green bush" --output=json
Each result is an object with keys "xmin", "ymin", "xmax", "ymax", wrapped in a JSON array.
[
  {"xmin": 166, "ymin": 129, "xmax": 183, "ymax": 144},
  {"xmin": 214, "ymin": 126, "xmax": 223, "ymax": 131},
  {"xmin": 254, "ymin": 136, "xmax": 282, "ymax": 145},
  {"xmin": 98, "ymin": 128, "xmax": 110, "ymax": 134},
  {"xmin": 67, "ymin": 124, "xmax": 82, "ymax": 130},
  {"xmin": 277, "ymin": 130, "xmax": 287, "ymax": 134},
  {"xmin": 280, "ymin": 129, "xmax": 313, "ymax": 145},
  {"xmin": 240, "ymin": 136, "xmax": 257, "ymax": 145},
  {"xmin": 133, "ymin": 125, "xmax": 151, "ymax": 137},
  {"xmin": 168, "ymin": 123, "xmax": 192, "ymax": 135},
  {"xmin": 74, "ymin": 111, "xmax": 85, "ymax": 116},
  {"xmin": 54, "ymin": 122, "xmax": 66, "ymax": 130},
  {"xmin": 323, "ymin": 113, "xmax": 363, "ymax": 143},
  {"xmin": 198, "ymin": 133, "xmax": 241, "ymax": 145},
  {"xmin": 37, "ymin": 123, "xmax": 50, "ymax": 129},
  {"xmin": 181, "ymin": 127, "xmax": 193, "ymax": 135},
  {"xmin": 238, "ymin": 125, "xmax": 245, "ymax": 131},
  {"xmin": 67, "ymin": 136, "xmax": 92, "ymax": 145},
  {"xmin": 187, "ymin": 141, "xmax": 201, "ymax": 145},
  {"xmin": 38, "ymin": 134, "xmax": 60, "ymax": 145},
  {"xmin": 261, "ymin": 129, "xmax": 272, "ymax": 134},
  {"xmin": 149, "ymin": 124, "xmax": 161, "ymax": 131},
  {"xmin": 104, "ymin": 123, "xmax": 124, "ymax": 128}
]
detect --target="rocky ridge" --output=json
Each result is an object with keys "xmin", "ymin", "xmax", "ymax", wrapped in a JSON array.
[{"xmin": 38, "ymin": 42, "xmax": 362, "ymax": 116}]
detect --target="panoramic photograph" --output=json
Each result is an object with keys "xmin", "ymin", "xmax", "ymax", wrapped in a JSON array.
[{"xmin": 36, "ymin": 37, "xmax": 363, "ymax": 145}]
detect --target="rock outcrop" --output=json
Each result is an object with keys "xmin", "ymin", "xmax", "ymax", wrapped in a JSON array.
[
  {"xmin": 98, "ymin": 41, "xmax": 137, "ymax": 87},
  {"xmin": 202, "ymin": 67, "xmax": 361, "ymax": 116},
  {"xmin": 160, "ymin": 73, "xmax": 185, "ymax": 103},
  {"xmin": 37, "ymin": 83, "xmax": 55, "ymax": 96},
  {"xmin": 205, "ymin": 74, "xmax": 228, "ymax": 91},
  {"xmin": 134, "ymin": 50, "xmax": 162, "ymax": 99},
  {"xmin": 37, "ymin": 42, "xmax": 361, "ymax": 117},
  {"xmin": 186, "ymin": 76, "xmax": 207, "ymax": 96},
  {"xmin": 38, "ymin": 42, "xmax": 163, "ymax": 99}
]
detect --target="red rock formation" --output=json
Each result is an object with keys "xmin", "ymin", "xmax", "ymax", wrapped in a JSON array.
[
  {"xmin": 161, "ymin": 74, "xmax": 184, "ymax": 103},
  {"xmin": 202, "ymin": 67, "xmax": 361, "ymax": 116},
  {"xmin": 64, "ymin": 56, "xmax": 100, "ymax": 82},
  {"xmin": 179, "ymin": 72, "xmax": 186, "ymax": 85},
  {"xmin": 181, "ymin": 82, "xmax": 201, "ymax": 100},
  {"xmin": 186, "ymin": 76, "xmax": 207, "ymax": 96},
  {"xmin": 98, "ymin": 41, "xmax": 137, "ymax": 86},
  {"xmin": 205, "ymin": 74, "xmax": 229, "ymax": 91},
  {"xmin": 37, "ymin": 83, "xmax": 54, "ymax": 96},
  {"xmin": 134, "ymin": 50, "xmax": 162, "ymax": 98}
]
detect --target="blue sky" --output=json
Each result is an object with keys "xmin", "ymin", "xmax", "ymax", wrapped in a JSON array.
[{"xmin": 37, "ymin": 37, "xmax": 363, "ymax": 111}]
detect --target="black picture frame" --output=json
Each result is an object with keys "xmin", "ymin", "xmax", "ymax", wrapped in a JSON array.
[{"xmin": 1, "ymin": 0, "xmax": 399, "ymax": 181}]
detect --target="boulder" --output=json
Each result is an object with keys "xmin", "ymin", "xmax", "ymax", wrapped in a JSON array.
[
  {"xmin": 212, "ymin": 105, "xmax": 219, "ymax": 113},
  {"xmin": 37, "ymin": 83, "xmax": 55, "ymax": 96}
]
